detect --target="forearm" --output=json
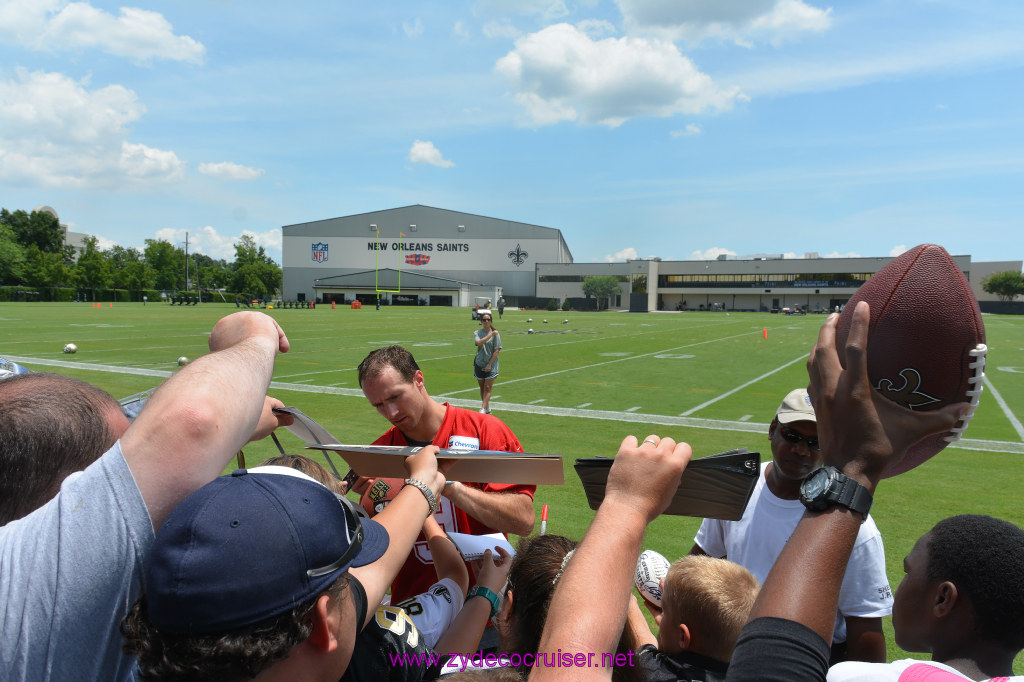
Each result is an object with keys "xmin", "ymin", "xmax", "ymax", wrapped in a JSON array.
[
  {"xmin": 351, "ymin": 484, "xmax": 436, "ymax": 619},
  {"xmin": 426, "ymin": 526, "xmax": 469, "ymax": 597},
  {"xmin": 123, "ymin": 331, "xmax": 280, "ymax": 528},
  {"xmin": 444, "ymin": 483, "xmax": 534, "ymax": 536},
  {"xmin": 485, "ymin": 349, "xmax": 499, "ymax": 367},
  {"xmin": 434, "ymin": 595, "xmax": 492, "ymax": 656},
  {"xmin": 531, "ymin": 500, "xmax": 647, "ymax": 681},
  {"xmin": 842, "ymin": 617, "xmax": 886, "ymax": 663}
]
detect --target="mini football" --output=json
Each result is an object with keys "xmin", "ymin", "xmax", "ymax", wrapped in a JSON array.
[
  {"xmin": 834, "ymin": 243, "xmax": 986, "ymax": 477},
  {"xmin": 177, "ymin": 356, "xmax": 189, "ymax": 367},
  {"xmin": 528, "ymin": 328, "xmax": 534, "ymax": 334},
  {"xmin": 63, "ymin": 343, "xmax": 77, "ymax": 354},
  {"xmin": 527, "ymin": 318, "xmax": 533, "ymax": 323},
  {"xmin": 634, "ymin": 549, "xmax": 671, "ymax": 607}
]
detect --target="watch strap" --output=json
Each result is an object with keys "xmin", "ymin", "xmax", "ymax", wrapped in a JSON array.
[
  {"xmin": 833, "ymin": 472, "xmax": 873, "ymax": 516},
  {"xmin": 468, "ymin": 585, "xmax": 500, "ymax": 618}
]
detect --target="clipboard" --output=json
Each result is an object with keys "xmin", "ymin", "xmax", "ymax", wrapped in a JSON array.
[
  {"xmin": 307, "ymin": 443, "xmax": 565, "ymax": 485},
  {"xmin": 574, "ymin": 449, "xmax": 760, "ymax": 520}
]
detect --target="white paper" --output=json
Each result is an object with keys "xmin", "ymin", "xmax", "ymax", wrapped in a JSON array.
[{"xmin": 445, "ymin": 532, "xmax": 516, "ymax": 561}]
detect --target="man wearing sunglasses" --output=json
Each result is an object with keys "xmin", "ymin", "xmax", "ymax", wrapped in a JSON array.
[{"xmin": 688, "ymin": 388, "xmax": 893, "ymax": 665}]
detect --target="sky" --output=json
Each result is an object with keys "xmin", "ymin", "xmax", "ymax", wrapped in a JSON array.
[{"xmin": 1, "ymin": 0, "xmax": 1023, "ymax": 266}]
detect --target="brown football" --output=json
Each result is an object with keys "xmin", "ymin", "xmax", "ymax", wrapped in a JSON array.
[{"xmin": 834, "ymin": 244, "xmax": 987, "ymax": 477}]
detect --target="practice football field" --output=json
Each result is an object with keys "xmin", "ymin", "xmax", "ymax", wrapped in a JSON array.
[{"xmin": 3, "ymin": 302, "xmax": 1023, "ymax": 670}]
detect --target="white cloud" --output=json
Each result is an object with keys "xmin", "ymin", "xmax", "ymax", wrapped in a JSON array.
[
  {"xmin": 690, "ymin": 247, "xmax": 737, "ymax": 260},
  {"xmin": 889, "ymin": 244, "xmax": 907, "ymax": 257},
  {"xmin": 403, "ymin": 18, "xmax": 424, "ymax": 38},
  {"xmin": 824, "ymin": 250, "xmax": 863, "ymax": 258},
  {"xmin": 0, "ymin": 68, "xmax": 182, "ymax": 186},
  {"xmin": 670, "ymin": 124, "xmax": 702, "ymax": 137},
  {"xmin": 453, "ymin": 20, "xmax": 472, "ymax": 40},
  {"xmin": 605, "ymin": 247, "xmax": 638, "ymax": 262},
  {"xmin": 154, "ymin": 226, "xmax": 282, "ymax": 262},
  {"xmin": 0, "ymin": 0, "xmax": 205, "ymax": 63},
  {"xmin": 119, "ymin": 142, "xmax": 185, "ymax": 180},
  {"xmin": 616, "ymin": 0, "xmax": 831, "ymax": 44},
  {"xmin": 198, "ymin": 161, "xmax": 266, "ymax": 180},
  {"xmin": 408, "ymin": 140, "xmax": 455, "ymax": 168},
  {"xmin": 495, "ymin": 23, "xmax": 744, "ymax": 127},
  {"xmin": 483, "ymin": 20, "xmax": 521, "ymax": 39}
]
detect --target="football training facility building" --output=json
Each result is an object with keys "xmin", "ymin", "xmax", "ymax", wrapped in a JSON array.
[{"xmin": 282, "ymin": 205, "xmax": 1018, "ymax": 313}]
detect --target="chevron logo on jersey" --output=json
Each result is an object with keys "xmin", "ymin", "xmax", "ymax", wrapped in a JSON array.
[{"xmin": 405, "ymin": 253, "xmax": 430, "ymax": 266}]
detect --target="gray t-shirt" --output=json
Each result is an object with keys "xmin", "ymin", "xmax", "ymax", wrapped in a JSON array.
[
  {"xmin": 0, "ymin": 441, "xmax": 154, "ymax": 681},
  {"xmin": 474, "ymin": 329, "xmax": 501, "ymax": 375}
]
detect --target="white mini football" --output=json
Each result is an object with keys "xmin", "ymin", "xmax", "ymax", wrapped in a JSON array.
[
  {"xmin": 635, "ymin": 549, "xmax": 671, "ymax": 607},
  {"xmin": 63, "ymin": 343, "xmax": 78, "ymax": 354}
]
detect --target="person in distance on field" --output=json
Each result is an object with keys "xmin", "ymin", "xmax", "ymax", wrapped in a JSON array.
[{"xmin": 473, "ymin": 311, "xmax": 501, "ymax": 414}]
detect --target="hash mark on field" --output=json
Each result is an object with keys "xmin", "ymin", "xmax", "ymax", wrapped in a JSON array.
[
  {"xmin": 625, "ymin": 406, "xmax": 642, "ymax": 412},
  {"xmin": 576, "ymin": 402, "xmax": 592, "ymax": 408},
  {"xmin": 739, "ymin": 414, "xmax": 753, "ymax": 421},
  {"xmin": 528, "ymin": 398, "xmax": 547, "ymax": 404}
]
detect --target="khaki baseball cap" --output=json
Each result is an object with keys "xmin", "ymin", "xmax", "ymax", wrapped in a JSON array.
[{"xmin": 775, "ymin": 388, "xmax": 816, "ymax": 424}]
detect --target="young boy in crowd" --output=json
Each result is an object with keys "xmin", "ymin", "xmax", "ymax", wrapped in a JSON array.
[{"xmin": 632, "ymin": 555, "xmax": 760, "ymax": 681}]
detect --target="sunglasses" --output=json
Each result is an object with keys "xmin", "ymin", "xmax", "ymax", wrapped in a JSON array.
[
  {"xmin": 307, "ymin": 491, "xmax": 365, "ymax": 578},
  {"xmin": 481, "ymin": 317, "xmax": 492, "ymax": 322},
  {"xmin": 779, "ymin": 425, "xmax": 820, "ymax": 451}
]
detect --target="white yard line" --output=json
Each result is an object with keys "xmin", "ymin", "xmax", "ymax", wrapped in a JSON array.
[
  {"xmin": 982, "ymin": 375, "xmax": 1024, "ymax": 442},
  {"xmin": 680, "ymin": 354, "xmax": 808, "ymax": 416},
  {"xmin": 10, "ymin": 353, "xmax": 1020, "ymax": 455},
  {"xmin": 437, "ymin": 328, "xmax": 761, "ymax": 397}
]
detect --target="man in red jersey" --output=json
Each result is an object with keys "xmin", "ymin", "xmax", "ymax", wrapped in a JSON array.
[{"xmin": 355, "ymin": 345, "xmax": 535, "ymax": 604}]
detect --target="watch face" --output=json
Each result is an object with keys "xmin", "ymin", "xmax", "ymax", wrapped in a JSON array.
[{"xmin": 802, "ymin": 468, "xmax": 829, "ymax": 499}]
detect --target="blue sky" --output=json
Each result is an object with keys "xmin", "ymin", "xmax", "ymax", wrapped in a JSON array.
[{"xmin": 2, "ymin": 0, "xmax": 1022, "ymax": 265}]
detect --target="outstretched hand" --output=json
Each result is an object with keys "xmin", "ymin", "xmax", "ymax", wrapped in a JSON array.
[
  {"xmin": 808, "ymin": 302, "xmax": 968, "ymax": 484},
  {"xmin": 404, "ymin": 445, "xmax": 446, "ymax": 497},
  {"xmin": 605, "ymin": 434, "xmax": 692, "ymax": 523}
]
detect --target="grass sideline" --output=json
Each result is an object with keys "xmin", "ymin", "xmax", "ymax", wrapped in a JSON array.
[{"xmin": 2, "ymin": 302, "xmax": 1022, "ymax": 671}]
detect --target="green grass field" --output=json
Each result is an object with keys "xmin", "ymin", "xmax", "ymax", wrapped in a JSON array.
[{"xmin": 3, "ymin": 302, "xmax": 1023, "ymax": 671}]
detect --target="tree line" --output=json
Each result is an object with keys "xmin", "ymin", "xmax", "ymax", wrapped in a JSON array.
[{"xmin": 0, "ymin": 208, "xmax": 281, "ymax": 298}]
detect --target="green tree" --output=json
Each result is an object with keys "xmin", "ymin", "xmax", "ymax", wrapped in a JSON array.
[
  {"xmin": 981, "ymin": 270, "xmax": 1024, "ymax": 302},
  {"xmin": 74, "ymin": 236, "xmax": 111, "ymax": 296},
  {"xmin": 23, "ymin": 246, "xmax": 72, "ymax": 287},
  {"xmin": 144, "ymin": 239, "xmax": 185, "ymax": 290},
  {"xmin": 0, "ymin": 222, "xmax": 27, "ymax": 284},
  {"xmin": 581, "ymin": 275, "xmax": 623, "ymax": 310},
  {"xmin": 1, "ymin": 208, "xmax": 63, "ymax": 253},
  {"xmin": 231, "ymin": 235, "xmax": 281, "ymax": 296}
]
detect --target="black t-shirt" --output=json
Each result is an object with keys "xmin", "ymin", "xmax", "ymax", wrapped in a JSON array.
[
  {"xmin": 341, "ymin": 576, "xmax": 443, "ymax": 682},
  {"xmin": 637, "ymin": 644, "xmax": 728, "ymax": 682},
  {"xmin": 725, "ymin": 617, "xmax": 830, "ymax": 682}
]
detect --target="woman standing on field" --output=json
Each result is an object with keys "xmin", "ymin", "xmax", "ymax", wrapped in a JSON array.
[{"xmin": 473, "ymin": 312, "xmax": 500, "ymax": 414}]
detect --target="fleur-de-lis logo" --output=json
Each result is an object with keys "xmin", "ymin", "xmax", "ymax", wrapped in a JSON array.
[
  {"xmin": 876, "ymin": 368, "xmax": 940, "ymax": 409},
  {"xmin": 508, "ymin": 243, "xmax": 529, "ymax": 267}
]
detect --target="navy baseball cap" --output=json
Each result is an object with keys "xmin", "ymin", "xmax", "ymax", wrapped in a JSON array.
[{"xmin": 145, "ymin": 466, "xmax": 389, "ymax": 634}]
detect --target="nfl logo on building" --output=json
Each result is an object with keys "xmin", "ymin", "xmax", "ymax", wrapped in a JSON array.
[{"xmin": 311, "ymin": 242, "xmax": 329, "ymax": 263}]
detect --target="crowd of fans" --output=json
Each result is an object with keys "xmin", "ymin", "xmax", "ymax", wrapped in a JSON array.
[{"xmin": 1, "ymin": 307, "xmax": 1021, "ymax": 681}]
